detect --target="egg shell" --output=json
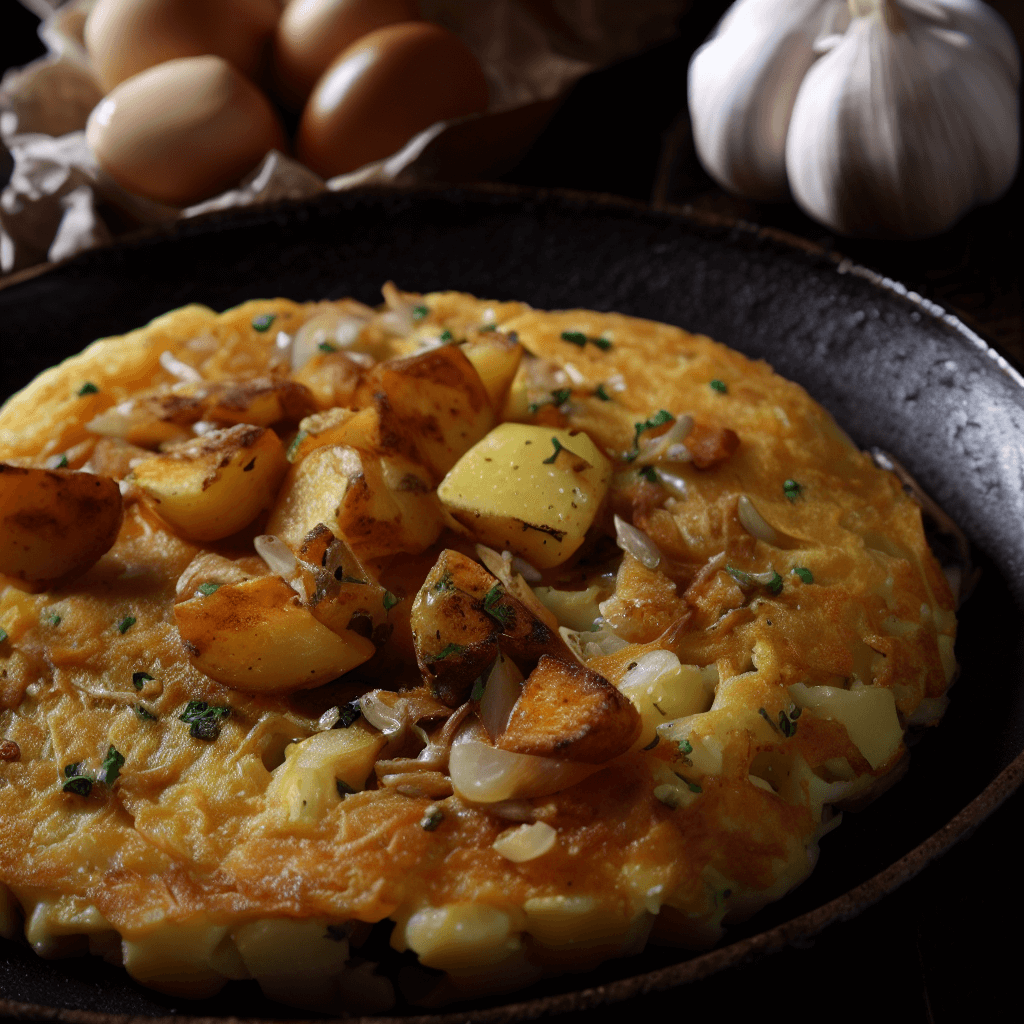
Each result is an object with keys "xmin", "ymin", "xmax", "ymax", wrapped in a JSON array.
[
  {"xmin": 273, "ymin": 0, "xmax": 421, "ymax": 109},
  {"xmin": 296, "ymin": 21, "xmax": 489, "ymax": 179},
  {"xmin": 86, "ymin": 55, "xmax": 288, "ymax": 208},
  {"xmin": 84, "ymin": 0, "xmax": 281, "ymax": 93}
]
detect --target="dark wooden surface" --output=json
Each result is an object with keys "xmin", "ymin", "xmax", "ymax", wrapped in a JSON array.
[{"xmin": 1, "ymin": 2, "xmax": 1022, "ymax": 1022}]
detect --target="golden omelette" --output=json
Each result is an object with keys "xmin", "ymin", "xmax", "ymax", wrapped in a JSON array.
[{"xmin": 0, "ymin": 287, "xmax": 956, "ymax": 1011}]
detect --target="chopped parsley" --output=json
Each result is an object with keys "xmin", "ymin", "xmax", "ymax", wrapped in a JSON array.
[
  {"xmin": 317, "ymin": 340, "xmax": 337, "ymax": 353},
  {"xmin": 62, "ymin": 763, "xmax": 93, "ymax": 796},
  {"xmin": 251, "ymin": 313, "xmax": 276, "ymax": 332},
  {"xmin": 117, "ymin": 615, "xmax": 136, "ymax": 634},
  {"xmin": 412, "ymin": 305, "xmax": 429, "ymax": 320},
  {"xmin": 479, "ymin": 323, "xmax": 497, "ymax": 332},
  {"xmin": 791, "ymin": 566, "xmax": 814, "ymax": 585},
  {"xmin": 132, "ymin": 671, "xmax": 154, "ymax": 690},
  {"xmin": 594, "ymin": 383, "xmax": 612, "ymax": 401},
  {"xmin": 336, "ymin": 778, "xmax": 355, "ymax": 798},
  {"xmin": 47, "ymin": 613, "xmax": 61, "ymax": 626},
  {"xmin": 709, "ymin": 379, "xmax": 728, "ymax": 394},
  {"xmin": 77, "ymin": 382, "xmax": 99, "ymax": 396},
  {"xmin": 678, "ymin": 738, "xmax": 693, "ymax": 756},
  {"xmin": 0, "ymin": 628, "xmax": 8, "ymax": 645},
  {"xmin": 335, "ymin": 571, "xmax": 367, "ymax": 584},
  {"xmin": 470, "ymin": 675, "xmax": 487, "ymax": 701},
  {"xmin": 55, "ymin": 454, "xmax": 69, "ymax": 468},
  {"xmin": 542, "ymin": 437, "xmax": 565, "ymax": 464},
  {"xmin": 333, "ymin": 700, "xmax": 363, "ymax": 728},
  {"xmin": 286, "ymin": 430, "xmax": 309, "ymax": 462},
  {"xmin": 429, "ymin": 642, "xmax": 465, "ymax": 663},
  {"xmin": 100, "ymin": 745, "xmax": 125, "ymax": 784},
  {"xmin": 482, "ymin": 584, "xmax": 512, "ymax": 627},
  {"xmin": 627, "ymin": 410, "xmax": 673, "ymax": 459},
  {"xmin": 592, "ymin": 336, "xmax": 612, "ymax": 351},
  {"xmin": 179, "ymin": 701, "xmax": 230, "ymax": 740},
  {"xmin": 439, "ymin": 329, "xmax": 453, "ymax": 343},
  {"xmin": 136, "ymin": 704, "xmax": 157, "ymax": 721},
  {"xmin": 638, "ymin": 466, "xmax": 658, "ymax": 483},
  {"xmin": 433, "ymin": 569, "xmax": 454, "ymax": 593},
  {"xmin": 383, "ymin": 590, "xmax": 399, "ymax": 612},
  {"xmin": 726, "ymin": 565, "xmax": 784, "ymax": 595},
  {"xmin": 778, "ymin": 708, "xmax": 801, "ymax": 738},
  {"xmin": 197, "ymin": 582, "xmax": 221, "ymax": 596},
  {"xmin": 420, "ymin": 807, "xmax": 444, "ymax": 831},
  {"xmin": 560, "ymin": 330, "xmax": 587, "ymax": 347},
  {"xmin": 783, "ymin": 478, "xmax": 803, "ymax": 502},
  {"xmin": 529, "ymin": 388, "xmax": 572, "ymax": 414}
]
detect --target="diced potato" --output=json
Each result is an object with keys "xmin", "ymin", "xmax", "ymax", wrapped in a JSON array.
[
  {"xmin": 0, "ymin": 464, "xmax": 123, "ymax": 590},
  {"xmin": 204, "ymin": 378, "xmax": 316, "ymax": 426},
  {"xmin": 410, "ymin": 549, "xmax": 568, "ymax": 705},
  {"xmin": 460, "ymin": 332, "xmax": 523, "ymax": 412},
  {"xmin": 264, "ymin": 722, "xmax": 386, "ymax": 824},
  {"xmin": 266, "ymin": 444, "xmax": 443, "ymax": 560},
  {"xmin": 438, "ymin": 424, "xmax": 612, "ymax": 569},
  {"xmin": 132, "ymin": 425, "xmax": 287, "ymax": 541},
  {"xmin": 352, "ymin": 346, "xmax": 494, "ymax": 480},
  {"xmin": 174, "ymin": 574, "xmax": 375, "ymax": 692},
  {"xmin": 498, "ymin": 655, "xmax": 640, "ymax": 763}
]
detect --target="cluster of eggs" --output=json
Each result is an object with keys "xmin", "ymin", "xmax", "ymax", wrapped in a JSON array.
[{"xmin": 84, "ymin": 0, "xmax": 490, "ymax": 207}]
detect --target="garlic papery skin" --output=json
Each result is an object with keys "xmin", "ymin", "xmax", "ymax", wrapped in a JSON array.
[
  {"xmin": 688, "ymin": 0, "xmax": 1021, "ymax": 237},
  {"xmin": 688, "ymin": 0, "xmax": 851, "ymax": 201}
]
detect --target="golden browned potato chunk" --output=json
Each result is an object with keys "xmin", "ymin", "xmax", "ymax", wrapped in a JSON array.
[
  {"xmin": 174, "ymin": 574, "xmax": 375, "ymax": 692},
  {"xmin": 497, "ymin": 654, "xmax": 641, "ymax": 764},
  {"xmin": 410, "ymin": 549, "xmax": 568, "ymax": 705},
  {"xmin": 132, "ymin": 424, "xmax": 287, "ymax": 541},
  {"xmin": 0, "ymin": 464, "xmax": 123, "ymax": 590},
  {"xmin": 459, "ymin": 332, "xmax": 523, "ymax": 412}
]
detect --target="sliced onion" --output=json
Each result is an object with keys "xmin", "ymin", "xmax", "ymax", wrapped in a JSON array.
[
  {"xmin": 614, "ymin": 514, "xmax": 661, "ymax": 569},
  {"xmin": 317, "ymin": 706, "xmax": 341, "ymax": 731},
  {"xmin": 159, "ymin": 349, "xmax": 203, "ymax": 383},
  {"xmin": 255, "ymin": 534, "xmax": 297, "ymax": 578},
  {"xmin": 510, "ymin": 554, "xmax": 541, "ymax": 584},
  {"xmin": 449, "ymin": 721, "xmax": 599, "ymax": 803},
  {"xmin": 290, "ymin": 310, "xmax": 370, "ymax": 370},
  {"xmin": 737, "ymin": 495, "xmax": 779, "ymax": 544},
  {"xmin": 379, "ymin": 281, "xmax": 415, "ymax": 335},
  {"xmin": 479, "ymin": 655, "xmax": 524, "ymax": 741},
  {"xmin": 492, "ymin": 821, "xmax": 557, "ymax": 863},
  {"xmin": 559, "ymin": 622, "xmax": 629, "ymax": 664},
  {"xmin": 636, "ymin": 414, "xmax": 693, "ymax": 466},
  {"xmin": 655, "ymin": 466, "xmax": 689, "ymax": 498},
  {"xmin": 86, "ymin": 401, "xmax": 149, "ymax": 439}
]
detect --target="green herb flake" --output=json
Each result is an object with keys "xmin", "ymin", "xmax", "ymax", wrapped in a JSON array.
[
  {"xmin": 638, "ymin": 465, "xmax": 658, "ymax": 483},
  {"xmin": 136, "ymin": 705, "xmax": 157, "ymax": 721},
  {"xmin": 197, "ymin": 582, "xmax": 221, "ymax": 597},
  {"xmin": 77, "ymin": 382, "xmax": 99, "ymax": 396},
  {"xmin": 765, "ymin": 570, "xmax": 784, "ymax": 595},
  {"xmin": 678, "ymin": 738, "xmax": 693, "ymax": 756},
  {"xmin": 0, "ymin": 628, "xmax": 8, "ymax": 645},
  {"xmin": 433, "ymin": 570, "xmax": 454, "ymax": 593},
  {"xmin": 251, "ymin": 313, "xmax": 276, "ymax": 332},
  {"xmin": 470, "ymin": 675, "xmax": 487, "ymax": 701},
  {"xmin": 560, "ymin": 330, "xmax": 588, "ymax": 347},
  {"xmin": 791, "ymin": 566, "xmax": 814, "ymax": 585},
  {"xmin": 592, "ymin": 336, "xmax": 612, "ymax": 351},
  {"xmin": 179, "ymin": 700, "xmax": 230, "ymax": 740},
  {"xmin": 687, "ymin": 780, "xmax": 703, "ymax": 793},
  {"xmin": 420, "ymin": 807, "xmax": 444, "ymax": 831},
  {"xmin": 48, "ymin": 613, "xmax": 61, "ymax": 626},
  {"xmin": 55, "ymin": 454, "xmax": 69, "ymax": 468},
  {"xmin": 317, "ymin": 340, "xmax": 337, "ymax": 353},
  {"xmin": 778, "ymin": 710, "xmax": 798, "ymax": 738},
  {"xmin": 101, "ymin": 745, "xmax": 125, "ymax": 784},
  {"xmin": 783, "ymin": 478, "xmax": 803, "ymax": 503},
  {"xmin": 594, "ymin": 384, "xmax": 613, "ymax": 402},
  {"xmin": 628, "ymin": 409, "xmax": 674, "ymax": 459},
  {"xmin": 62, "ymin": 774, "xmax": 93, "ymax": 796},
  {"xmin": 132, "ymin": 671, "xmax": 154, "ymax": 691},
  {"xmin": 382, "ymin": 590, "xmax": 399, "ymax": 612},
  {"xmin": 336, "ymin": 778, "xmax": 355, "ymax": 798},
  {"xmin": 482, "ymin": 584, "xmax": 512, "ymax": 627},
  {"xmin": 429, "ymin": 642, "xmax": 465, "ymax": 663},
  {"xmin": 412, "ymin": 305, "xmax": 429, "ymax": 320},
  {"xmin": 479, "ymin": 323, "xmax": 497, "ymax": 332},
  {"xmin": 709, "ymin": 379, "xmax": 728, "ymax": 394},
  {"xmin": 117, "ymin": 616, "xmax": 136, "ymax": 634},
  {"xmin": 439, "ymin": 329, "xmax": 453, "ymax": 343},
  {"xmin": 286, "ymin": 430, "xmax": 309, "ymax": 462},
  {"xmin": 333, "ymin": 700, "xmax": 363, "ymax": 728},
  {"xmin": 552, "ymin": 388, "xmax": 572, "ymax": 406},
  {"xmin": 725, "ymin": 565, "xmax": 754, "ymax": 588},
  {"xmin": 542, "ymin": 437, "xmax": 566, "ymax": 464}
]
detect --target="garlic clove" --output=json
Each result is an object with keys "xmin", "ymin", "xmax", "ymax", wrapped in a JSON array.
[
  {"xmin": 786, "ymin": 0, "xmax": 1020, "ymax": 237},
  {"xmin": 688, "ymin": 0, "xmax": 849, "ymax": 201}
]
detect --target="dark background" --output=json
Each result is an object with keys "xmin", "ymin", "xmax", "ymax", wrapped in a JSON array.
[{"xmin": 1, "ymin": 2, "xmax": 1023, "ymax": 1022}]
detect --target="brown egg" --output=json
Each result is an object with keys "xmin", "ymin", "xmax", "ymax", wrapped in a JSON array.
[
  {"xmin": 86, "ymin": 56, "xmax": 288, "ymax": 207},
  {"xmin": 273, "ymin": 0, "xmax": 421, "ymax": 110},
  {"xmin": 84, "ymin": 0, "xmax": 281, "ymax": 93},
  {"xmin": 296, "ymin": 21, "xmax": 489, "ymax": 179}
]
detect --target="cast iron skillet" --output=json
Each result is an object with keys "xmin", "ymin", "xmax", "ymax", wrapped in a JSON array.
[{"xmin": 1, "ymin": 185, "xmax": 1022, "ymax": 1023}]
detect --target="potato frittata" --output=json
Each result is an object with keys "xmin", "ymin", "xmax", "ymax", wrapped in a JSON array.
[{"xmin": 0, "ymin": 287, "xmax": 956, "ymax": 1011}]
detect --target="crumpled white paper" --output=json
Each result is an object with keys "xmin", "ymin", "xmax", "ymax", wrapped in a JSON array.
[{"xmin": 0, "ymin": 0, "xmax": 691, "ymax": 277}]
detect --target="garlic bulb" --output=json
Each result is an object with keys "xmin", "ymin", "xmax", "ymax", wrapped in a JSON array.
[{"xmin": 688, "ymin": 0, "xmax": 1021, "ymax": 237}]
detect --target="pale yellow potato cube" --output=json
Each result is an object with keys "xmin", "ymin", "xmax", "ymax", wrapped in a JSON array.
[
  {"xmin": 460, "ymin": 332, "xmax": 523, "ymax": 413},
  {"xmin": 174, "ymin": 575, "xmax": 375, "ymax": 692},
  {"xmin": 0, "ymin": 464, "xmax": 123, "ymax": 590},
  {"xmin": 267, "ymin": 444, "xmax": 443, "ymax": 560},
  {"xmin": 437, "ymin": 424, "xmax": 611, "ymax": 569},
  {"xmin": 132, "ymin": 425, "xmax": 287, "ymax": 541}
]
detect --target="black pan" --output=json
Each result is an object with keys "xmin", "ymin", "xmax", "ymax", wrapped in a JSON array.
[{"xmin": 1, "ymin": 185, "xmax": 1022, "ymax": 1023}]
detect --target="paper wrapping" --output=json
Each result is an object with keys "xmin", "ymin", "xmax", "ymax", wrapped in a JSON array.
[{"xmin": 0, "ymin": 0, "xmax": 691, "ymax": 276}]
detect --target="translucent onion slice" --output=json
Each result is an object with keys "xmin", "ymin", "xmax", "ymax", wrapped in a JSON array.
[
  {"xmin": 492, "ymin": 821, "xmax": 557, "ymax": 863},
  {"xmin": 478, "ymin": 655, "xmax": 524, "ymax": 741},
  {"xmin": 86, "ymin": 400, "xmax": 150, "ymax": 439},
  {"xmin": 613, "ymin": 514, "xmax": 661, "ymax": 569},
  {"xmin": 159, "ymin": 349, "xmax": 203, "ymax": 383},
  {"xmin": 448, "ymin": 724, "xmax": 599, "ymax": 803},
  {"xmin": 379, "ymin": 281, "xmax": 415, "ymax": 336},
  {"xmin": 635, "ymin": 414, "xmax": 693, "ymax": 466},
  {"xmin": 254, "ymin": 534, "xmax": 297, "ymax": 578},
  {"xmin": 290, "ymin": 310, "xmax": 370, "ymax": 370},
  {"xmin": 736, "ymin": 495, "xmax": 779, "ymax": 544}
]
